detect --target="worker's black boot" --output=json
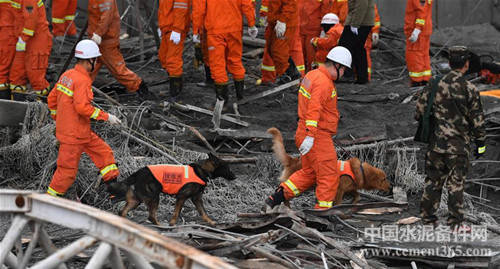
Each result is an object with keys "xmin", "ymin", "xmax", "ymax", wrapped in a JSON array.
[
  {"xmin": 261, "ymin": 187, "xmax": 285, "ymax": 213},
  {"xmin": 137, "ymin": 80, "xmax": 155, "ymax": 101},
  {"xmin": 214, "ymin": 83, "xmax": 230, "ymax": 112},
  {"xmin": 11, "ymin": 85, "xmax": 26, "ymax": 101},
  {"xmin": 285, "ymin": 57, "xmax": 301, "ymax": 80},
  {"xmin": 169, "ymin": 76, "xmax": 183, "ymax": 102},
  {"xmin": 234, "ymin": 79, "xmax": 245, "ymax": 101},
  {"xmin": 0, "ymin": 84, "xmax": 11, "ymax": 100}
]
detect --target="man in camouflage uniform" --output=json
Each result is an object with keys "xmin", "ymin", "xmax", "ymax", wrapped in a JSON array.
[{"xmin": 415, "ymin": 46, "xmax": 486, "ymax": 228}]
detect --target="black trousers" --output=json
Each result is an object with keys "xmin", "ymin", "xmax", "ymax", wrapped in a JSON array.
[{"xmin": 338, "ymin": 25, "xmax": 372, "ymax": 83}]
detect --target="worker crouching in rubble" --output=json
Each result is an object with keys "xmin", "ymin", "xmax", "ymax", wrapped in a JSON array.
[
  {"xmin": 416, "ymin": 46, "xmax": 486, "ymax": 231},
  {"xmin": 263, "ymin": 47, "xmax": 352, "ymax": 210},
  {"xmin": 46, "ymin": 40, "xmax": 122, "ymax": 197}
]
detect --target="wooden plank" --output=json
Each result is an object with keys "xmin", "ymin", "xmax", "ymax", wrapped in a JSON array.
[
  {"xmin": 242, "ymin": 36, "xmax": 266, "ymax": 47},
  {"xmin": 0, "ymin": 99, "xmax": 28, "ymax": 126},
  {"xmin": 237, "ymin": 79, "xmax": 300, "ymax": 105},
  {"xmin": 175, "ymin": 103, "xmax": 249, "ymax": 127},
  {"xmin": 243, "ymin": 48, "xmax": 264, "ymax": 58},
  {"xmin": 216, "ymin": 129, "xmax": 272, "ymax": 139}
]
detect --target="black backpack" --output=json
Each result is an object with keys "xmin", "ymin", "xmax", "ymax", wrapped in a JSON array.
[{"xmin": 414, "ymin": 75, "xmax": 443, "ymax": 143}]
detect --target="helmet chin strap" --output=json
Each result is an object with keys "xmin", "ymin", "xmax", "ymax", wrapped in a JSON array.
[
  {"xmin": 88, "ymin": 58, "xmax": 97, "ymax": 72},
  {"xmin": 333, "ymin": 63, "xmax": 341, "ymax": 82}
]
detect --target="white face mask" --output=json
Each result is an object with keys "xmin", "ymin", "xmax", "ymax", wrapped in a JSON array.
[{"xmin": 319, "ymin": 30, "xmax": 326, "ymax": 38}]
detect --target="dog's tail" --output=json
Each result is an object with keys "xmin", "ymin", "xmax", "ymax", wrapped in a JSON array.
[{"xmin": 267, "ymin": 127, "xmax": 294, "ymax": 167}]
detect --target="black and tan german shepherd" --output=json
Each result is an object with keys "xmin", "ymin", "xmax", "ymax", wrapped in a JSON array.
[{"xmin": 107, "ymin": 153, "xmax": 236, "ymax": 226}]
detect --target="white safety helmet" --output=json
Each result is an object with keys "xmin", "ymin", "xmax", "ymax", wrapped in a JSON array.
[
  {"xmin": 75, "ymin": 39, "xmax": 102, "ymax": 59},
  {"xmin": 326, "ymin": 46, "xmax": 352, "ymax": 69},
  {"xmin": 321, "ymin": 13, "xmax": 339, "ymax": 25}
]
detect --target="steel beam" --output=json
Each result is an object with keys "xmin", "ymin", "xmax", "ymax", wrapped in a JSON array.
[
  {"xmin": 85, "ymin": 242, "xmax": 112, "ymax": 269},
  {"xmin": 0, "ymin": 190, "xmax": 236, "ymax": 269},
  {"xmin": 30, "ymin": 236, "xmax": 97, "ymax": 269},
  {"xmin": 0, "ymin": 215, "xmax": 29, "ymax": 265}
]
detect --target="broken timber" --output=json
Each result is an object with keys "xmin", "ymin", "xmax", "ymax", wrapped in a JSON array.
[
  {"xmin": 242, "ymin": 36, "xmax": 266, "ymax": 47},
  {"xmin": 237, "ymin": 79, "xmax": 301, "ymax": 105},
  {"xmin": 174, "ymin": 103, "xmax": 249, "ymax": 127}
]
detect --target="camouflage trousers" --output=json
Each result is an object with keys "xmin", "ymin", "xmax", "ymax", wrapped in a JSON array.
[{"xmin": 420, "ymin": 150, "xmax": 469, "ymax": 226}]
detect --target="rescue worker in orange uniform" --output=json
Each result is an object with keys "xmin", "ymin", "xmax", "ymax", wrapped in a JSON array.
[
  {"xmin": 298, "ymin": 0, "xmax": 332, "ymax": 72},
  {"xmin": 87, "ymin": 0, "xmax": 151, "ymax": 99},
  {"xmin": 192, "ymin": 0, "xmax": 257, "ymax": 103},
  {"xmin": 404, "ymin": 0, "xmax": 433, "ymax": 87},
  {"xmin": 264, "ymin": 46, "xmax": 352, "ymax": 210},
  {"xmin": 258, "ymin": 0, "xmax": 299, "ymax": 85},
  {"xmin": 364, "ymin": 4, "xmax": 380, "ymax": 81},
  {"xmin": 51, "ymin": 0, "xmax": 77, "ymax": 37},
  {"xmin": 158, "ymin": 0, "xmax": 191, "ymax": 101},
  {"xmin": 147, "ymin": 165, "xmax": 206, "ymax": 195},
  {"xmin": 0, "ymin": 0, "xmax": 20, "ymax": 99},
  {"xmin": 257, "ymin": 0, "xmax": 303, "ymax": 84},
  {"xmin": 311, "ymin": 13, "xmax": 343, "ymax": 66},
  {"xmin": 9, "ymin": 0, "xmax": 53, "ymax": 100},
  {"xmin": 46, "ymin": 40, "xmax": 122, "ymax": 197},
  {"xmin": 330, "ymin": 0, "xmax": 348, "ymax": 24}
]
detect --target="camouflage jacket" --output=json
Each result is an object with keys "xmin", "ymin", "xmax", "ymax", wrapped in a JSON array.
[{"xmin": 415, "ymin": 70, "xmax": 486, "ymax": 155}]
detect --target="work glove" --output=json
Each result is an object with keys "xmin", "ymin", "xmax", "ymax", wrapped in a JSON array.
[
  {"xmin": 248, "ymin": 26, "xmax": 258, "ymax": 39},
  {"xmin": 409, "ymin": 28, "xmax": 421, "ymax": 43},
  {"xmin": 299, "ymin": 136, "xmax": 314, "ymax": 155},
  {"xmin": 275, "ymin": 20, "xmax": 286, "ymax": 39},
  {"xmin": 108, "ymin": 114, "xmax": 122, "ymax": 125},
  {"xmin": 310, "ymin": 37, "xmax": 318, "ymax": 47},
  {"xmin": 16, "ymin": 37, "xmax": 26, "ymax": 52},
  {"xmin": 170, "ymin": 31, "xmax": 181, "ymax": 45},
  {"xmin": 474, "ymin": 140, "xmax": 486, "ymax": 158},
  {"xmin": 157, "ymin": 28, "xmax": 162, "ymax": 39},
  {"xmin": 91, "ymin": 33, "xmax": 102, "ymax": 45},
  {"xmin": 372, "ymin": 33, "xmax": 379, "ymax": 46},
  {"xmin": 350, "ymin": 25, "xmax": 358, "ymax": 35},
  {"xmin": 192, "ymin": 34, "xmax": 201, "ymax": 44},
  {"xmin": 259, "ymin": 16, "xmax": 267, "ymax": 27}
]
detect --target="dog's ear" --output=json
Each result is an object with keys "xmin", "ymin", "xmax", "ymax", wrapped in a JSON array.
[{"xmin": 208, "ymin": 152, "xmax": 221, "ymax": 165}]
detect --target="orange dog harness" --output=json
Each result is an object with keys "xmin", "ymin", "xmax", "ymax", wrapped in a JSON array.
[
  {"xmin": 338, "ymin": 160, "xmax": 356, "ymax": 185},
  {"xmin": 147, "ymin": 165, "xmax": 206, "ymax": 195}
]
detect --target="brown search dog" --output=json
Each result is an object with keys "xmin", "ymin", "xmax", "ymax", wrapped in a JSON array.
[
  {"xmin": 107, "ymin": 153, "xmax": 235, "ymax": 226},
  {"xmin": 267, "ymin": 127, "xmax": 390, "ymax": 205}
]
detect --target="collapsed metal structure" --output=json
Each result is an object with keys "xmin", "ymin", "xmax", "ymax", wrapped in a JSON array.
[{"xmin": 0, "ymin": 189, "xmax": 236, "ymax": 269}]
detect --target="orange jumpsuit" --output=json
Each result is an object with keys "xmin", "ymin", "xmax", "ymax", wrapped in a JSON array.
[
  {"xmin": 9, "ymin": 0, "xmax": 53, "ymax": 98},
  {"xmin": 192, "ymin": 0, "xmax": 255, "ymax": 85},
  {"xmin": 51, "ymin": 0, "xmax": 77, "ymax": 36},
  {"xmin": 281, "ymin": 65, "xmax": 339, "ymax": 209},
  {"xmin": 0, "ymin": 0, "xmax": 20, "ymax": 99},
  {"xmin": 311, "ymin": 23, "xmax": 343, "ymax": 65},
  {"xmin": 260, "ymin": 0, "xmax": 304, "ymax": 82},
  {"xmin": 404, "ymin": 0, "xmax": 432, "ymax": 83},
  {"xmin": 158, "ymin": 0, "xmax": 191, "ymax": 77},
  {"xmin": 46, "ymin": 64, "xmax": 119, "ymax": 197},
  {"xmin": 259, "ymin": 0, "xmax": 298, "ymax": 82},
  {"xmin": 364, "ymin": 4, "xmax": 380, "ymax": 81},
  {"xmin": 147, "ymin": 165, "xmax": 206, "ymax": 194},
  {"xmin": 299, "ymin": 0, "xmax": 332, "ymax": 72},
  {"xmin": 330, "ymin": 0, "xmax": 348, "ymax": 24},
  {"xmin": 88, "ymin": 0, "xmax": 142, "ymax": 92}
]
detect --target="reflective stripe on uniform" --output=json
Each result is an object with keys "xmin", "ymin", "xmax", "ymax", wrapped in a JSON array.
[
  {"xmin": 409, "ymin": 70, "xmax": 431, "ymax": 78},
  {"xmin": 56, "ymin": 84, "xmax": 73, "ymax": 97},
  {"xmin": 299, "ymin": 85, "xmax": 311, "ymax": 99},
  {"xmin": 296, "ymin": 65, "xmax": 305, "ymax": 72},
  {"xmin": 50, "ymin": 109, "xmax": 56, "ymax": 116},
  {"xmin": 64, "ymin": 15, "xmax": 75, "ymax": 21},
  {"xmin": 10, "ymin": 84, "xmax": 26, "ymax": 91},
  {"xmin": 261, "ymin": 64, "xmax": 275, "ymax": 72},
  {"xmin": 173, "ymin": 1, "xmax": 188, "ymax": 8},
  {"xmin": 317, "ymin": 200, "xmax": 333, "ymax": 208},
  {"xmin": 374, "ymin": 22, "xmax": 381, "ymax": 27},
  {"xmin": 47, "ymin": 187, "xmax": 64, "ymax": 197},
  {"xmin": 22, "ymin": 28, "xmax": 34, "ymax": 36},
  {"xmin": 16, "ymin": 41, "xmax": 26, "ymax": 51},
  {"xmin": 306, "ymin": 120, "xmax": 318, "ymax": 127},
  {"xmin": 331, "ymin": 88, "xmax": 337, "ymax": 98},
  {"xmin": 37, "ymin": 0, "xmax": 43, "ymax": 7},
  {"xmin": 10, "ymin": 1, "xmax": 20, "ymax": 8},
  {"xmin": 100, "ymin": 164, "xmax": 118, "ymax": 177},
  {"xmin": 415, "ymin": 18, "xmax": 425, "ymax": 26},
  {"xmin": 260, "ymin": 5, "xmax": 268, "ymax": 12},
  {"xmin": 284, "ymin": 179, "xmax": 300, "ymax": 196},
  {"xmin": 368, "ymin": 67, "xmax": 372, "ymax": 74},
  {"xmin": 478, "ymin": 146, "xmax": 486, "ymax": 154},
  {"xmin": 52, "ymin": 17, "xmax": 65, "ymax": 24},
  {"xmin": 90, "ymin": 108, "xmax": 101, "ymax": 119},
  {"xmin": 0, "ymin": 83, "xmax": 7, "ymax": 90}
]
